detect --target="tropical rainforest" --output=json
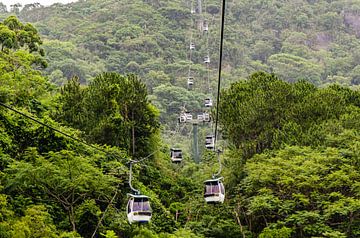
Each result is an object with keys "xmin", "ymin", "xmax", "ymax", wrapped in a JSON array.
[{"xmin": 0, "ymin": 0, "xmax": 359, "ymax": 237}]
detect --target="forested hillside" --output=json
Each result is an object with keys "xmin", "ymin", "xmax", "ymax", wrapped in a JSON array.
[
  {"xmin": 0, "ymin": 1, "xmax": 360, "ymax": 237},
  {"xmin": 3, "ymin": 0, "xmax": 360, "ymax": 129},
  {"xmin": 3, "ymin": 0, "xmax": 360, "ymax": 89}
]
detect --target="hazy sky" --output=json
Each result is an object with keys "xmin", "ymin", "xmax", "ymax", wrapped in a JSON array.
[{"xmin": 1, "ymin": 0, "xmax": 78, "ymax": 8}]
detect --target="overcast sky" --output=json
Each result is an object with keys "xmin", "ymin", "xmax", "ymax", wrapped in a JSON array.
[{"xmin": 1, "ymin": 0, "xmax": 78, "ymax": 8}]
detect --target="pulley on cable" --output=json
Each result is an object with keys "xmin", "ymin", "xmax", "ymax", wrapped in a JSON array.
[{"xmin": 127, "ymin": 161, "xmax": 152, "ymax": 224}]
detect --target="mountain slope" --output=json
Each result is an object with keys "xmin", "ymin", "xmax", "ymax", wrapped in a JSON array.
[{"xmin": 5, "ymin": 0, "xmax": 358, "ymax": 90}]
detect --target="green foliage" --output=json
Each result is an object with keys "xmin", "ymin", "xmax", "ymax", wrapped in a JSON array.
[
  {"xmin": 259, "ymin": 226, "xmax": 292, "ymax": 238},
  {"xmin": 1, "ymin": 16, "xmax": 44, "ymax": 55},
  {"xmin": 234, "ymin": 138, "xmax": 360, "ymax": 236},
  {"xmin": 56, "ymin": 72, "xmax": 160, "ymax": 156},
  {"xmin": 1, "ymin": 2, "xmax": 360, "ymax": 238},
  {"xmin": 5, "ymin": 149, "xmax": 122, "ymax": 235},
  {"xmin": 10, "ymin": 205, "xmax": 58, "ymax": 238},
  {"xmin": 219, "ymin": 72, "xmax": 360, "ymax": 159},
  {"xmin": 5, "ymin": 0, "xmax": 359, "ymax": 91}
]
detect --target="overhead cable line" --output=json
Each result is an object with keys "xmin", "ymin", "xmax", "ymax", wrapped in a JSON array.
[
  {"xmin": 0, "ymin": 101, "xmax": 109, "ymax": 154},
  {"xmin": 0, "ymin": 101, "xmax": 162, "ymax": 161},
  {"xmin": 214, "ymin": 0, "xmax": 226, "ymax": 147}
]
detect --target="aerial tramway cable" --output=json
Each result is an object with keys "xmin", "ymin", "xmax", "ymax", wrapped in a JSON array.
[
  {"xmin": 214, "ymin": 0, "xmax": 226, "ymax": 149},
  {"xmin": 0, "ymin": 102, "xmax": 108, "ymax": 154},
  {"xmin": 0, "ymin": 101, "xmax": 158, "ymax": 224},
  {"xmin": 203, "ymin": 0, "xmax": 226, "ymax": 204},
  {"xmin": 203, "ymin": 0, "xmax": 211, "ymax": 94}
]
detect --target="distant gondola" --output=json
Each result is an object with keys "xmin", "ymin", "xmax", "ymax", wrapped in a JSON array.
[
  {"xmin": 179, "ymin": 114, "xmax": 187, "ymax": 123},
  {"xmin": 185, "ymin": 113, "xmax": 193, "ymax": 121},
  {"xmin": 170, "ymin": 148, "xmax": 183, "ymax": 163},
  {"xmin": 204, "ymin": 98, "xmax": 213, "ymax": 107},
  {"xmin": 188, "ymin": 77, "xmax": 194, "ymax": 87},
  {"xmin": 204, "ymin": 55, "xmax": 210, "ymax": 64},
  {"xmin": 205, "ymin": 135, "xmax": 215, "ymax": 149},
  {"xmin": 203, "ymin": 112, "xmax": 211, "ymax": 122},
  {"xmin": 203, "ymin": 20, "xmax": 209, "ymax": 32}
]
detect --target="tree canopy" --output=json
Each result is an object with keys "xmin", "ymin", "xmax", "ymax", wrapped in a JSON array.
[{"xmin": 1, "ymin": 4, "xmax": 360, "ymax": 238}]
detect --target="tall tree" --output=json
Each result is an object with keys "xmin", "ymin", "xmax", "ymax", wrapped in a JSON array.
[{"xmin": 57, "ymin": 72, "xmax": 159, "ymax": 156}]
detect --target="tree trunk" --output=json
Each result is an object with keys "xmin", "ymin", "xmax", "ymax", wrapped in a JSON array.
[
  {"xmin": 69, "ymin": 205, "xmax": 76, "ymax": 232},
  {"xmin": 132, "ymin": 111, "xmax": 135, "ymax": 155}
]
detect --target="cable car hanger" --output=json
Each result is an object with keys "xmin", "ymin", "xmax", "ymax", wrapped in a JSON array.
[{"xmin": 128, "ymin": 160, "xmax": 140, "ymax": 195}]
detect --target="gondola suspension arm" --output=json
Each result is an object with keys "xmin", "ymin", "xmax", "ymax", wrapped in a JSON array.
[{"xmin": 128, "ymin": 160, "xmax": 140, "ymax": 195}]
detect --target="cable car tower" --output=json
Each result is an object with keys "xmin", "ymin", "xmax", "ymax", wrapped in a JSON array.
[{"xmin": 171, "ymin": 0, "xmax": 224, "ymax": 170}]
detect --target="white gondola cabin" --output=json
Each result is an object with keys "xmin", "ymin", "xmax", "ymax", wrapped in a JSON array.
[
  {"xmin": 204, "ymin": 98, "xmax": 213, "ymax": 107},
  {"xmin": 203, "ymin": 21, "xmax": 209, "ymax": 32},
  {"xmin": 204, "ymin": 178, "xmax": 225, "ymax": 203},
  {"xmin": 203, "ymin": 113, "xmax": 211, "ymax": 122},
  {"xmin": 179, "ymin": 114, "xmax": 187, "ymax": 123},
  {"xmin": 185, "ymin": 113, "xmax": 193, "ymax": 121},
  {"xmin": 190, "ymin": 43, "xmax": 195, "ymax": 50},
  {"xmin": 204, "ymin": 55, "xmax": 210, "ymax": 64},
  {"xmin": 127, "ymin": 194, "xmax": 152, "ymax": 224},
  {"xmin": 188, "ymin": 77, "xmax": 194, "ymax": 87},
  {"xmin": 205, "ymin": 135, "xmax": 215, "ymax": 149},
  {"xmin": 170, "ymin": 148, "xmax": 183, "ymax": 163},
  {"xmin": 197, "ymin": 114, "xmax": 204, "ymax": 122}
]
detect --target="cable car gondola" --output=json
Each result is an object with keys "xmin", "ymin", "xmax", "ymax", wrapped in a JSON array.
[
  {"xmin": 203, "ymin": 20, "xmax": 209, "ymax": 32},
  {"xmin": 205, "ymin": 135, "xmax": 215, "ymax": 149},
  {"xmin": 170, "ymin": 148, "xmax": 183, "ymax": 163},
  {"xmin": 185, "ymin": 113, "xmax": 193, "ymax": 121},
  {"xmin": 204, "ymin": 55, "xmax": 210, "ymax": 64},
  {"xmin": 204, "ymin": 98, "xmax": 213, "ymax": 107},
  {"xmin": 204, "ymin": 178, "xmax": 225, "ymax": 203},
  {"xmin": 190, "ymin": 43, "xmax": 195, "ymax": 50},
  {"xmin": 187, "ymin": 77, "xmax": 194, "ymax": 87},
  {"xmin": 127, "ymin": 194, "xmax": 152, "ymax": 224},
  {"xmin": 203, "ymin": 112, "xmax": 211, "ymax": 122},
  {"xmin": 178, "ymin": 114, "xmax": 187, "ymax": 123},
  {"xmin": 197, "ymin": 114, "xmax": 204, "ymax": 122}
]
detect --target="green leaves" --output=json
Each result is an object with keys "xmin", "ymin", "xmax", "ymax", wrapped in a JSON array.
[
  {"xmin": 237, "ymin": 142, "xmax": 360, "ymax": 236},
  {"xmin": 219, "ymin": 72, "xmax": 360, "ymax": 158},
  {"xmin": 0, "ymin": 16, "xmax": 44, "ymax": 56},
  {"xmin": 56, "ymin": 72, "xmax": 159, "ymax": 156},
  {"xmin": 4, "ymin": 149, "xmax": 122, "ymax": 236},
  {"xmin": 0, "ymin": 25, "xmax": 16, "ymax": 50}
]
